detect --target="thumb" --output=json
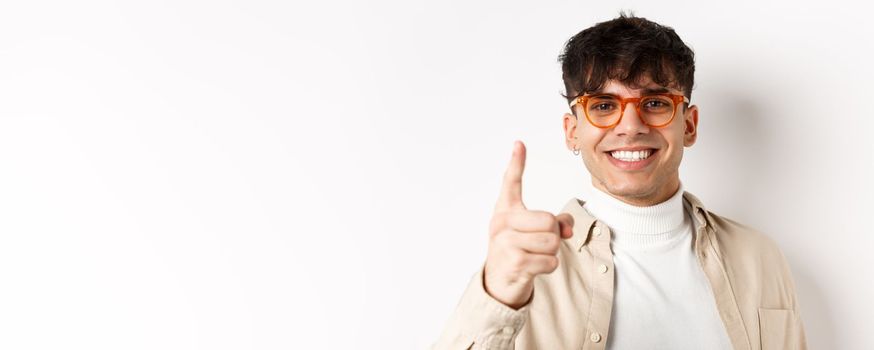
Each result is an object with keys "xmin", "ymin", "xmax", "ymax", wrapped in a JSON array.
[
  {"xmin": 495, "ymin": 140, "xmax": 527, "ymax": 212},
  {"xmin": 556, "ymin": 213, "xmax": 575, "ymax": 239}
]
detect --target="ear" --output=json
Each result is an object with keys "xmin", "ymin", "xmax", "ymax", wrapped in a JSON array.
[
  {"xmin": 683, "ymin": 104, "xmax": 699, "ymax": 147},
  {"xmin": 563, "ymin": 112, "xmax": 579, "ymax": 151}
]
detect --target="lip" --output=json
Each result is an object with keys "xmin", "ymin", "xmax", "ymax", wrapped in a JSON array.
[
  {"xmin": 606, "ymin": 146, "xmax": 658, "ymax": 152},
  {"xmin": 605, "ymin": 148, "xmax": 658, "ymax": 171}
]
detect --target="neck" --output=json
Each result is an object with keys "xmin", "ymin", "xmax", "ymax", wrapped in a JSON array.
[{"xmin": 583, "ymin": 182, "xmax": 686, "ymax": 235}]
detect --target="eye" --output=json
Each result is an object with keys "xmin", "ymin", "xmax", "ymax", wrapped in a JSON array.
[
  {"xmin": 587, "ymin": 96, "xmax": 619, "ymax": 113},
  {"xmin": 641, "ymin": 97, "xmax": 673, "ymax": 112},
  {"xmin": 643, "ymin": 100, "xmax": 668, "ymax": 108},
  {"xmin": 592, "ymin": 103, "xmax": 615, "ymax": 111}
]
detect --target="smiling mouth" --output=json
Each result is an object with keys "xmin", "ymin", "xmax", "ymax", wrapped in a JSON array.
[{"xmin": 606, "ymin": 149, "xmax": 658, "ymax": 162}]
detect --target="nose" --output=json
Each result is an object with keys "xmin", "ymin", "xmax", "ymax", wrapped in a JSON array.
[{"xmin": 613, "ymin": 101, "xmax": 650, "ymax": 136}]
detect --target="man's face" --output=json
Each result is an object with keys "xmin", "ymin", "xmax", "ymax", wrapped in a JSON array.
[{"xmin": 562, "ymin": 78, "xmax": 699, "ymax": 206}]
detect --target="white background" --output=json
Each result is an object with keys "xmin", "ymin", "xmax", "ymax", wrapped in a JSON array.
[{"xmin": 0, "ymin": 1, "xmax": 871, "ymax": 349}]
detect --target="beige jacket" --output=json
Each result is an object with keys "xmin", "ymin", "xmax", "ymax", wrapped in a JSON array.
[{"xmin": 433, "ymin": 191, "xmax": 806, "ymax": 350}]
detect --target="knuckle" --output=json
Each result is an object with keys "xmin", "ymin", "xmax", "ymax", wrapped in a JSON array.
[
  {"xmin": 545, "ymin": 214, "xmax": 558, "ymax": 228},
  {"xmin": 547, "ymin": 256, "xmax": 559, "ymax": 272},
  {"xmin": 508, "ymin": 251, "xmax": 527, "ymax": 269},
  {"xmin": 542, "ymin": 234, "xmax": 560, "ymax": 252},
  {"xmin": 546, "ymin": 214, "xmax": 559, "ymax": 231},
  {"xmin": 533, "ymin": 211, "xmax": 558, "ymax": 230}
]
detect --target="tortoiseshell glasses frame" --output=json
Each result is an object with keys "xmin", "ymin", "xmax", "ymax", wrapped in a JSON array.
[{"xmin": 569, "ymin": 93, "xmax": 690, "ymax": 129}]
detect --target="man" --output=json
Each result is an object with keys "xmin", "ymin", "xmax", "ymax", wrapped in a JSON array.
[{"xmin": 433, "ymin": 13, "xmax": 806, "ymax": 350}]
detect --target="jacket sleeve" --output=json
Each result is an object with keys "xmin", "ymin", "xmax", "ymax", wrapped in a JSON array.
[{"xmin": 431, "ymin": 264, "xmax": 530, "ymax": 350}]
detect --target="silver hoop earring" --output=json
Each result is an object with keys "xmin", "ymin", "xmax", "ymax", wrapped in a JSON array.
[{"xmin": 572, "ymin": 137, "xmax": 580, "ymax": 155}]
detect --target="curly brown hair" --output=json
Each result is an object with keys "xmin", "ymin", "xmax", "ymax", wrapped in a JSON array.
[{"xmin": 558, "ymin": 11, "xmax": 696, "ymax": 106}]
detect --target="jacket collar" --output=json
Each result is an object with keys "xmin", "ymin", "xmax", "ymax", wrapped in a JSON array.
[{"xmin": 560, "ymin": 190, "xmax": 715, "ymax": 251}]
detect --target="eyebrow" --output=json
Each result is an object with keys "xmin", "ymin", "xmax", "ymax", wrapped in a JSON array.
[{"xmin": 589, "ymin": 86, "xmax": 673, "ymax": 95}]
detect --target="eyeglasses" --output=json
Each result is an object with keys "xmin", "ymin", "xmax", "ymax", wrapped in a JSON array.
[{"xmin": 569, "ymin": 93, "xmax": 689, "ymax": 128}]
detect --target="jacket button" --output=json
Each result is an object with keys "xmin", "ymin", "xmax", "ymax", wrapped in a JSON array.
[
  {"xmin": 590, "ymin": 332, "xmax": 602, "ymax": 343},
  {"xmin": 593, "ymin": 227, "xmax": 602, "ymax": 236},
  {"xmin": 501, "ymin": 326, "xmax": 514, "ymax": 335},
  {"xmin": 598, "ymin": 264, "xmax": 608, "ymax": 274}
]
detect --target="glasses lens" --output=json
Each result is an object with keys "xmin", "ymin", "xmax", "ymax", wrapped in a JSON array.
[
  {"xmin": 639, "ymin": 95, "xmax": 676, "ymax": 126},
  {"xmin": 585, "ymin": 95, "xmax": 621, "ymax": 127}
]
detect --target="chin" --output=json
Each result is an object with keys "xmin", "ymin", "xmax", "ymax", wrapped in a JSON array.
[
  {"xmin": 601, "ymin": 178, "xmax": 658, "ymax": 199},
  {"xmin": 608, "ymin": 185, "xmax": 655, "ymax": 199}
]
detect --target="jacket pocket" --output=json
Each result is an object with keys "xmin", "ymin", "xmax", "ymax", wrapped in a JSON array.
[{"xmin": 757, "ymin": 308, "xmax": 800, "ymax": 349}]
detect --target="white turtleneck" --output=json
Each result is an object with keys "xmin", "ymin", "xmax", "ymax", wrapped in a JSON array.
[{"xmin": 583, "ymin": 183, "xmax": 733, "ymax": 350}]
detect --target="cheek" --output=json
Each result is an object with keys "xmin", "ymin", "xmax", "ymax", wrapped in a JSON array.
[
  {"xmin": 578, "ymin": 132, "xmax": 608, "ymax": 167},
  {"xmin": 656, "ymin": 127, "xmax": 685, "ymax": 153},
  {"xmin": 658, "ymin": 138, "xmax": 686, "ymax": 169},
  {"xmin": 580, "ymin": 141, "xmax": 602, "ymax": 163},
  {"xmin": 579, "ymin": 129, "xmax": 607, "ymax": 151}
]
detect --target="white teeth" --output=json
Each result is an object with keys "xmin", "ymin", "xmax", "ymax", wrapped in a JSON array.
[{"xmin": 610, "ymin": 149, "xmax": 652, "ymax": 162}]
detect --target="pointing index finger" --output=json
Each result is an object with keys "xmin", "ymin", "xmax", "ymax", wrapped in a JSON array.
[{"xmin": 496, "ymin": 140, "xmax": 527, "ymax": 212}]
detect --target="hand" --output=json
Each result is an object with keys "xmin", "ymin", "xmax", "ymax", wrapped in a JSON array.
[{"xmin": 483, "ymin": 140, "xmax": 575, "ymax": 309}]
